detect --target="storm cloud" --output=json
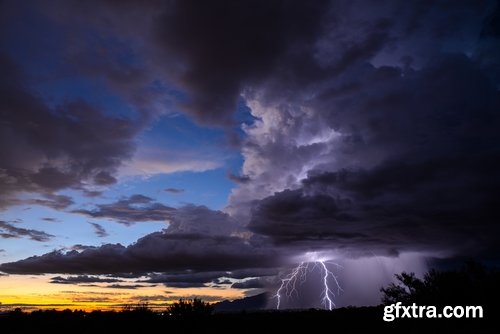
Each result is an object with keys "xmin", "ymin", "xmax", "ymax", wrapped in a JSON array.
[
  {"xmin": 226, "ymin": 1, "xmax": 500, "ymax": 260},
  {"xmin": 244, "ymin": 53, "xmax": 500, "ymax": 258},
  {"xmin": 0, "ymin": 205, "xmax": 283, "ymax": 278},
  {"xmin": 0, "ymin": 0, "xmax": 499, "ymax": 307},
  {"xmin": 0, "ymin": 53, "xmax": 139, "ymax": 208},
  {"xmin": 155, "ymin": 0, "xmax": 329, "ymax": 126}
]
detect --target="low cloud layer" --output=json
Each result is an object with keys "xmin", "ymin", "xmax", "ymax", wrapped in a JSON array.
[
  {"xmin": 0, "ymin": 205, "xmax": 282, "ymax": 278},
  {"xmin": 0, "ymin": 232, "xmax": 279, "ymax": 275},
  {"xmin": 50, "ymin": 275, "xmax": 122, "ymax": 284}
]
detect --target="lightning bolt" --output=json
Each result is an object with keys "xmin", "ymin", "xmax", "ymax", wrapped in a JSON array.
[
  {"xmin": 274, "ymin": 257, "xmax": 342, "ymax": 310},
  {"xmin": 274, "ymin": 262, "xmax": 308, "ymax": 310}
]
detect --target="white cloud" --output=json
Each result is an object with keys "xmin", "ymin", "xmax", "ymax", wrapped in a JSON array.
[{"xmin": 120, "ymin": 146, "xmax": 222, "ymax": 177}]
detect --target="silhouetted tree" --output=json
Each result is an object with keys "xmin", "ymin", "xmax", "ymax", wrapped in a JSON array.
[
  {"xmin": 132, "ymin": 302, "xmax": 152, "ymax": 313},
  {"xmin": 167, "ymin": 298, "xmax": 213, "ymax": 317},
  {"xmin": 381, "ymin": 262, "xmax": 500, "ymax": 308},
  {"xmin": 120, "ymin": 302, "xmax": 155, "ymax": 319}
]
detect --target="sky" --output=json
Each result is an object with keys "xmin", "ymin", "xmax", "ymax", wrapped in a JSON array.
[{"xmin": 0, "ymin": 0, "xmax": 499, "ymax": 311}]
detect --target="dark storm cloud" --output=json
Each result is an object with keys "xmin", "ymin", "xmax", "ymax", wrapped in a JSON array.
[
  {"xmin": 73, "ymin": 195, "xmax": 174, "ymax": 225},
  {"xmin": 248, "ymin": 52, "xmax": 500, "ymax": 257},
  {"xmin": 141, "ymin": 271, "xmax": 228, "ymax": 288},
  {"xmin": 230, "ymin": 0, "xmax": 486, "ymax": 215},
  {"xmin": 0, "ymin": 53, "xmax": 139, "ymax": 208},
  {"xmin": 89, "ymin": 222, "xmax": 109, "ymax": 238},
  {"xmin": 50, "ymin": 275, "xmax": 122, "ymax": 284},
  {"xmin": 0, "ymin": 205, "xmax": 282, "ymax": 275},
  {"xmin": 142, "ymin": 267, "xmax": 279, "ymax": 288},
  {"xmin": 0, "ymin": 221, "xmax": 54, "ymax": 242},
  {"xmin": 166, "ymin": 205, "xmax": 241, "ymax": 236},
  {"xmin": 11, "ymin": 0, "xmax": 331, "ymax": 128},
  {"xmin": 250, "ymin": 189, "xmax": 361, "ymax": 245},
  {"xmin": 0, "ymin": 233, "xmax": 279, "ymax": 275},
  {"xmin": 156, "ymin": 0, "xmax": 330, "ymax": 126},
  {"xmin": 215, "ymin": 1, "xmax": 500, "ymax": 261}
]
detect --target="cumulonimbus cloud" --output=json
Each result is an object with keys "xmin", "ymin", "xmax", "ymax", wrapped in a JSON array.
[{"xmin": 0, "ymin": 1, "xmax": 499, "ymax": 305}]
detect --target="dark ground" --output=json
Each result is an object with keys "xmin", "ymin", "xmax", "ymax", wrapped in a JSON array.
[{"xmin": 0, "ymin": 306, "xmax": 495, "ymax": 334}]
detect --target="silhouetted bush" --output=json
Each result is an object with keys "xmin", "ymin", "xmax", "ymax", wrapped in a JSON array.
[
  {"xmin": 0, "ymin": 303, "xmax": 495, "ymax": 333},
  {"xmin": 120, "ymin": 302, "xmax": 155, "ymax": 315},
  {"xmin": 167, "ymin": 298, "xmax": 213, "ymax": 317}
]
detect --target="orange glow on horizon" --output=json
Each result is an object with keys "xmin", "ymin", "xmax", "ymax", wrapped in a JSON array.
[{"xmin": 0, "ymin": 274, "xmax": 245, "ymax": 312}]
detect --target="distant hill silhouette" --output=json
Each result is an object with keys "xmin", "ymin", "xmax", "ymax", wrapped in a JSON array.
[{"xmin": 214, "ymin": 293, "xmax": 268, "ymax": 312}]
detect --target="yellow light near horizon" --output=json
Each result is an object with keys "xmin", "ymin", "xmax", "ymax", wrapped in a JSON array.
[{"xmin": 0, "ymin": 274, "xmax": 245, "ymax": 312}]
